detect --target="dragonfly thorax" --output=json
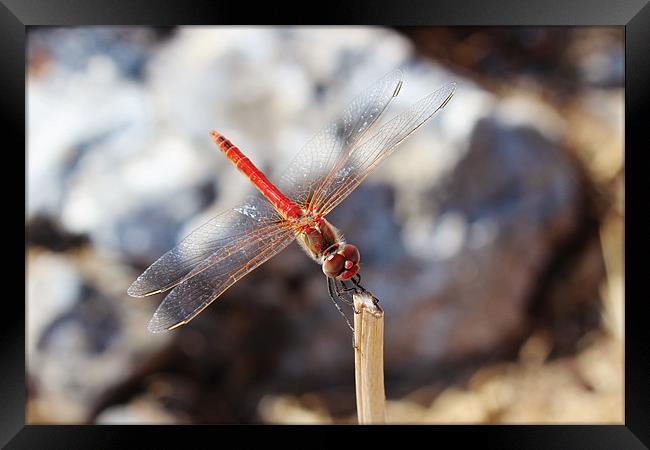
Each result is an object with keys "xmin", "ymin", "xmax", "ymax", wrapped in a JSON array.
[{"xmin": 294, "ymin": 215, "xmax": 361, "ymax": 281}]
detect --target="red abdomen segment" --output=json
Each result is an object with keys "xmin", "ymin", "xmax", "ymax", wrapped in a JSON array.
[{"xmin": 210, "ymin": 131, "xmax": 302, "ymax": 219}]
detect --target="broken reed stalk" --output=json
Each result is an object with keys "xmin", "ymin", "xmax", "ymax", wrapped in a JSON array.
[{"xmin": 353, "ymin": 289, "xmax": 386, "ymax": 424}]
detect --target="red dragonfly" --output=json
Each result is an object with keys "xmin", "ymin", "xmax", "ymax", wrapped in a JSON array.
[{"xmin": 128, "ymin": 70, "xmax": 456, "ymax": 332}]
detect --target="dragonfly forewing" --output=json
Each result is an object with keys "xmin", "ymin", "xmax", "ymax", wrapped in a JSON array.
[
  {"xmin": 147, "ymin": 226, "xmax": 296, "ymax": 332},
  {"xmin": 316, "ymin": 81, "xmax": 457, "ymax": 216},
  {"xmin": 128, "ymin": 195, "xmax": 288, "ymax": 298},
  {"xmin": 276, "ymin": 70, "xmax": 404, "ymax": 211}
]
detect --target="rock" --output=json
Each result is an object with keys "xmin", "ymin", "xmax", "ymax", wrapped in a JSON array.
[
  {"xmin": 28, "ymin": 27, "xmax": 163, "ymax": 80},
  {"xmin": 27, "ymin": 249, "xmax": 168, "ymax": 423}
]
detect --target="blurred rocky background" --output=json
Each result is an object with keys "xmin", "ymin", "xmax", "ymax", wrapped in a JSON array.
[{"xmin": 26, "ymin": 26, "xmax": 623, "ymax": 424}]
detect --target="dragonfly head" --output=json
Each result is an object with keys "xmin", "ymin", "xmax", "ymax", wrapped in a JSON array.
[{"xmin": 322, "ymin": 243, "xmax": 360, "ymax": 280}]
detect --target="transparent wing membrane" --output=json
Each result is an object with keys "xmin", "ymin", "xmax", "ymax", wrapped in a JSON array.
[
  {"xmin": 277, "ymin": 70, "xmax": 404, "ymax": 211},
  {"xmin": 128, "ymin": 195, "xmax": 291, "ymax": 299},
  {"xmin": 316, "ymin": 81, "xmax": 457, "ymax": 216},
  {"xmin": 147, "ymin": 225, "xmax": 295, "ymax": 332}
]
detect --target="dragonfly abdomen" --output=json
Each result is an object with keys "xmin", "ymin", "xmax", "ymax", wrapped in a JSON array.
[{"xmin": 210, "ymin": 130, "xmax": 302, "ymax": 219}]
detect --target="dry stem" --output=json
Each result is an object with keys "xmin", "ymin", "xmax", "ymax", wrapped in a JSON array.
[{"xmin": 353, "ymin": 290, "xmax": 386, "ymax": 424}]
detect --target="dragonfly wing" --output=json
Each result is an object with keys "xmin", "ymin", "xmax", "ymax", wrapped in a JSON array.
[
  {"xmin": 316, "ymin": 82, "xmax": 457, "ymax": 216},
  {"xmin": 147, "ymin": 224, "xmax": 295, "ymax": 332},
  {"xmin": 128, "ymin": 195, "xmax": 289, "ymax": 298},
  {"xmin": 277, "ymin": 70, "xmax": 404, "ymax": 210}
]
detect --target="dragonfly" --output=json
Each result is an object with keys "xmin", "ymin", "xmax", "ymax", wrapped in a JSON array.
[{"xmin": 128, "ymin": 70, "xmax": 456, "ymax": 333}]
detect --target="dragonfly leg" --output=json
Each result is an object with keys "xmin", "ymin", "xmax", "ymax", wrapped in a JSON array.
[
  {"xmin": 350, "ymin": 273, "xmax": 378, "ymax": 305},
  {"xmin": 327, "ymin": 277, "xmax": 354, "ymax": 332},
  {"xmin": 334, "ymin": 280, "xmax": 356, "ymax": 304},
  {"xmin": 338, "ymin": 281, "xmax": 356, "ymax": 294},
  {"xmin": 337, "ymin": 279, "xmax": 366, "ymax": 314}
]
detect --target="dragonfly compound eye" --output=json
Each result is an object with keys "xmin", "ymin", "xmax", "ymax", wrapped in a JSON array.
[
  {"xmin": 322, "ymin": 253, "xmax": 345, "ymax": 278},
  {"xmin": 331, "ymin": 244, "xmax": 360, "ymax": 281},
  {"xmin": 340, "ymin": 244, "xmax": 360, "ymax": 265}
]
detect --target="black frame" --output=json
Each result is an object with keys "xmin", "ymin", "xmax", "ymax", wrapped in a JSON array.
[{"xmin": 6, "ymin": 0, "xmax": 647, "ymax": 447}]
